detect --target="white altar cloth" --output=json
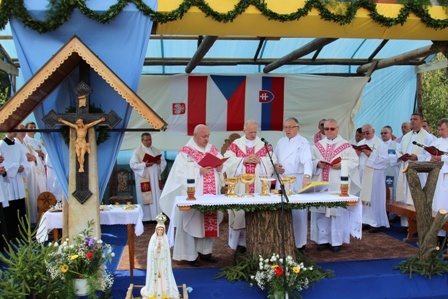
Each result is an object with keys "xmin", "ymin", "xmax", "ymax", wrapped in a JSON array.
[{"xmin": 36, "ymin": 204, "xmax": 144, "ymax": 243}]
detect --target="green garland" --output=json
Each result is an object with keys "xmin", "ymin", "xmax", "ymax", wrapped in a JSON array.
[
  {"xmin": 0, "ymin": 0, "xmax": 447, "ymax": 34},
  {"xmin": 190, "ymin": 201, "xmax": 347, "ymax": 213}
]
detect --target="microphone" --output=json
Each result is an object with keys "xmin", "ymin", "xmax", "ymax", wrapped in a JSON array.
[
  {"xmin": 412, "ymin": 141, "xmax": 425, "ymax": 148},
  {"xmin": 261, "ymin": 137, "xmax": 271, "ymax": 145}
]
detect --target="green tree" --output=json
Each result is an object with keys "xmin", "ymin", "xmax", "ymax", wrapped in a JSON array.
[{"xmin": 421, "ymin": 53, "xmax": 448, "ymax": 137}]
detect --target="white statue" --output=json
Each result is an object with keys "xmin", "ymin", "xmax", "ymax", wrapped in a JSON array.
[{"xmin": 141, "ymin": 213, "xmax": 179, "ymax": 299}]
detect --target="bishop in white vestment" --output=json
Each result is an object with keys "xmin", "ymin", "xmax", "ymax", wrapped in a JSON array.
[
  {"xmin": 311, "ymin": 119, "xmax": 361, "ymax": 252},
  {"xmin": 224, "ymin": 120, "xmax": 275, "ymax": 250},
  {"xmin": 160, "ymin": 125, "xmax": 224, "ymax": 266}
]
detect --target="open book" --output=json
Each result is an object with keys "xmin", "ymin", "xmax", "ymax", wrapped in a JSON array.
[
  {"xmin": 424, "ymin": 146, "xmax": 446, "ymax": 156},
  {"xmin": 297, "ymin": 181, "xmax": 331, "ymax": 194},
  {"xmin": 198, "ymin": 153, "xmax": 229, "ymax": 168},
  {"xmin": 352, "ymin": 144, "xmax": 371, "ymax": 151},
  {"xmin": 320, "ymin": 157, "xmax": 341, "ymax": 167},
  {"xmin": 143, "ymin": 153, "xmax": 162, "ymax": 163},
  {"xmin": 397, "ymin": 153, "xmax": 412, "ymax": 162}
]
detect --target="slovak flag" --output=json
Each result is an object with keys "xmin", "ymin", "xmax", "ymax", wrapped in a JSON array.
[{"xmin": 169, "ymin": 75, "xmax": 285, "ymax": 135}]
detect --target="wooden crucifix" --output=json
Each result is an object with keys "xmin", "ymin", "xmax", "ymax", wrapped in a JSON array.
[{"xmin": 43, "ymin": 81, "xmax": 121, "ymax": 204}]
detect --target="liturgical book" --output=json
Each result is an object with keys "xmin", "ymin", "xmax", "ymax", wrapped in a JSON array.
[
  {"xmin": 320, "ymin": 157, "xmax": 341, "ymax": 167},
  {"xmin": 352, "ymin": 144, "xmax": 371, "ymax": 151},
  {"xmin": 198, "ymin": 153, "xmax": 229, "ymax": 168},
  {"xmin": 143, "ymin": 154, "xmax": 162, "ymax": 163}
]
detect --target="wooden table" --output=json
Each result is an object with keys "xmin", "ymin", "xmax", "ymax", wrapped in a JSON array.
[
  {"xmin": 37, "ymin": 204, "xmax": 144, "ymax": 277},
  {"xmin": 171, "ymin": 193, "xmax": 358, "ymax": 258}
]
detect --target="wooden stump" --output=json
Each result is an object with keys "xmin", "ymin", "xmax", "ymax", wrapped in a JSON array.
[{"xmin": 246, "ymin": 209, "xmax": 296, "ymax": 259}]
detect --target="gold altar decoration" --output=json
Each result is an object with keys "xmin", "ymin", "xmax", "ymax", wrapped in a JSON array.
[
  {"xmin": 240, "ymin": 173, "xmax": 255, "ymax": 198},
  {"xmin": 259, "ymin": 175, "xmax": 274, "ymax": 197},
  {"xmin": 225, "ymin": 177, "xmax": 239, "ymax": 198}
]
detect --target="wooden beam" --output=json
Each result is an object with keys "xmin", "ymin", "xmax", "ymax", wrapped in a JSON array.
[
  {"xmin": 0, "ymin": 59, "xmax": 18, "ymax": 76},
  {"xmin": 415, "ymin": 60, "xmax": 447, "ymax": 73},
  {"xmin": 185, "ymin": 35, "xmax": 218, "ymax": 73},
  {"xmin": 143, "ymin": 57, "xmax": 424, "ymax": 66},
  {"xmin": 357, "ymin": 44, "xmax": 446, "ymax": 74},
  {"xmin": 263, "ymin": 38, "xmax": 337, "ymax": 73},
  {"xmin": 368, "ymin": 39, "xmax": 389, "ymax": 61}
]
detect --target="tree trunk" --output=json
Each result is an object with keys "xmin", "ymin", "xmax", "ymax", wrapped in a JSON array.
[
  {"xmin": 246, "ymin": 209, "xmax": 296, "ymax": 260},
  {"xmin": 406, "ymin": 161, "xmax": 444, "ymax": 263}
]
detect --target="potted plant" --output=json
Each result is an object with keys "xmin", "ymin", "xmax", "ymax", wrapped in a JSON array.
[
  {"xmin": 251, "ymin": 253, "xmax": 314, "ymax": 299},
  {"xmin": 45, "ymin": 220, "xmax": 115, "ymax": 299}
]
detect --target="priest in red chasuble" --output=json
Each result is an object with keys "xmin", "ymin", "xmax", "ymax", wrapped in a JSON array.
[
  {"xmin": 224, "ymin": 120, "xmax": 275, "ymax": 251},
  {"xmin": 160, "ymin": 124, "xmax": 224, "ymax": 267}
]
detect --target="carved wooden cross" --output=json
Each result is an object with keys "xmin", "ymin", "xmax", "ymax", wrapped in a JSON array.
[{"xmin": 43, "ymin": 81, "xmax": 121, "ymax": 204}]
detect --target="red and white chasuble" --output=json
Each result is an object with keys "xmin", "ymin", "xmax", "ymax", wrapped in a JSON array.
[
  {"xmin": 315, "ymin": 142, "xmax": 352, "ymax": 182},
  {"xmin": 180, "ymin": 145, "xmax": 219, "ymax": 238}
]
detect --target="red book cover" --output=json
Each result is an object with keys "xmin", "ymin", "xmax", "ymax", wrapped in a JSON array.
[
  {"xmin": 397, "ymin": 153, "xmax": 412, "ymax": 162},
  {"xmin": 143, "ymin": 154, "xmax": 162, "ymax": 163},
  {"xmin": 352, "ymin": 144, "xmax": 371, "ymax": 151},
  {"xmin": 320, "ymin": 157, "xmax": 341, "ymax": 167},
  {"xmin": 424, "ymin": 146, "xmax": 445, "ymax": 156},
  {"xmin": 198, "ymin": 153, "xmax": 229, "ymax": 168}
]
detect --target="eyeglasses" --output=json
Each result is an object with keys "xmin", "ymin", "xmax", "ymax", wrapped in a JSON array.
[
  {"xmin": 380, "ymin": 132, "xmax": 388, "ymax": 135},
  {"xmin": 324, "ymin": 127, "xmax": 337, "ymax": 131},
  {"xmin": 283, "ymin": 126, "xmax": 298, "ymax": 130},
  {"xmin": 362, "ymin": 131, "xmax": 371, "ymax": 135}
]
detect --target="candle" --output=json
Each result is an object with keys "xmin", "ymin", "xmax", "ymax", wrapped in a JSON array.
[
  {"xmin": 341, "ymin": 159, "xmax": 348, "ymax": 177},
  {"xmin": 187, "ymin": 160, "xmax": 195, "ymax": 187}
]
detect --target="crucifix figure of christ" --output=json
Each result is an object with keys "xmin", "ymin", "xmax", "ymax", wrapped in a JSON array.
[
  {"xmin": 43, "ymin": 81, "xmax": 121, "ymax": 204},
  {"xmin": 57, "ymin": 117, "xmax": 106, "ymax": 173}
]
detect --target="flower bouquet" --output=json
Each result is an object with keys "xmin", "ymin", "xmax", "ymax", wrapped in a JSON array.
[
  {"xmin": 45, "ymin": 220, "xmax": 115, "ymax": 298},
  {"xmin": 251, "ymin": 253, "xmax": 313, "ymax": 299}
]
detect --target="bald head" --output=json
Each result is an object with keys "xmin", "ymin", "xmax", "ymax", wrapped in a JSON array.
[{"xmin": 193, "ymin": 124, "xmax": 210, "ymax": 148}]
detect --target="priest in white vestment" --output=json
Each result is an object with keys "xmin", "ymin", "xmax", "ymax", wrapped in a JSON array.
[
  {"xmin": 23, "ymin": 122, "xmax": 47, "ymax": 224},
  {"xmin": 357, "ymin": 124, "xmax": 389, "ymax": 233},
  {"xmin": 160, "ymin": 125, "xmax": 224, "ymax": 266},
  {"xmin": 395, "ymin": 113, "xmax": 436, "ymax": 227},
  {"xmin": 311, "ymin": 119, "xmax": 361, "ymax": 252},
  {"xmin": 224, "ymin": 120, "xmax": 275, "ymax": 251},
  {"xmin": 0, "ymin": 131, "xmax": 29, "ymax": 239},
  {"xmin": 0, "ymin": 151, "xmax": 9, "ymax": 250},
  {"xmin": 130, "ymin": 133, "xmax": 167, "ymax": 221},
  {"xmin": 381, "ymin": 126, "xmax": 399, "ymax": 202},
  {"xmin": 425, "ymin": 118, "xmax": 448, "ymax": 237},
  {"xmin": 274, "ymin": 117, "xmax": 312, "ymax": 250}
]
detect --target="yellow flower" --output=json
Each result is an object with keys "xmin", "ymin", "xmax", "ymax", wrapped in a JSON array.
[
  {"xmin": 60, "ymin": 265, "xmax": 69, "ymax": 273},
  {"xmin": 271, "ymin": 265, "xmax": 279, "ymax": 269},
  {"xmin": 293, "ymin": 266, "xmax": 300, "ymax": 274},
  {"xmin": 70, "ymin": 254, "xmax": 79, "ymax": 260},
  {"xmin": 149, "ymin": 296, "xmax": 156, "ymax": 299},
  {"xmin": 163, "ymin": 294, "xmax": 169, "ymax": 299}
]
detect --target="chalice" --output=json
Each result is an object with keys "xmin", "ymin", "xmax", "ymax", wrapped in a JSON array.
[
  {"xmin": 279, "ymin": 176, "xmax": 291, "ymax": 196},
  {"xmin": 259, "ymin": 175, "xmax": 275, "ymax": 196},
  {"xmin": 286, "ymin": 175, "xmax": 297, "ymax": 196},
  {"xmin": 240, "ymin": 173, "xmax": 255, "ymax": 197},
  {"xmin": 225, "ymin": 177, "xmax": 239, "ymax": 198}
]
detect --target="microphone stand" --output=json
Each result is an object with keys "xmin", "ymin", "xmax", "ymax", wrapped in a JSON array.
[{"xmin": 263, "ymin": 141, "xmax": 289, "ymax": 299}]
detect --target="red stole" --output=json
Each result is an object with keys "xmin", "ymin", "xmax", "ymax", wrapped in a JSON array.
[
  {"xmin": 315, "ymin": 141, "xmax": 352, "ymax": 182},
  {"xmin": 227, "ymin": 143, "xmax": 272, "ymax": 193},
  {"xmin": 180, "ymin": 145, "xmax": 219, "ymax": 237}
]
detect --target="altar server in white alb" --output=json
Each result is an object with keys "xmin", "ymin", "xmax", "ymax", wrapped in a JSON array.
[
  {"xmin": 24, "ymin": 122, "xmax": 47, "ymax": 224},
  {"xmin": 311, "ymin": 119, "xmax": 361, "ymax": 253},
  {"xmin": 395, "ymin": 113, "xmax": 436, "ymax": 227},
  {"xmin": 130, "ymin": 132, "xmax": 167, "ymax": 221},
  {"xmin": 274, "ymin": 117, "xmax": 312, "ymax": 251},
  {"xmin": 0, "ymin": 131, "xmax": 29, "ymax": 239},
  {"xmin": 0, "ymin": 151, "xmax": 10, "ymax": 250},
  {"xmin": 224, "ymin": 120, "xmax": 275, "ymax": 251},
  {"xmin": 356, "ymin": 124, "xmax": 389, "ymax": 233},
  {"xmin": 160, "ymin": 124, "xmax": 224, "ymax": 267},
  {"xmin": 425, "ymin": 118, "xmax": 448, "ymax": 237}
]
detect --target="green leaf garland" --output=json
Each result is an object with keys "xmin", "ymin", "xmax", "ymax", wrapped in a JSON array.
[{"xmin": 0, "ymin": 0, "xmax": 447, "ymax": 33}]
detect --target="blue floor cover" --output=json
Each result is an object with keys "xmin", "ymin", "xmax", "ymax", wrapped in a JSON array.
[{"xmin": 102, "ymin": 224, "xmax": 448, "ymax": 299}]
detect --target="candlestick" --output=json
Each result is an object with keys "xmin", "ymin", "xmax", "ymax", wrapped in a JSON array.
[
  {"xmin": 341, "ymin": 159, "xmax": 348, "ymax": 177},
  {"xmin": 340, "ymin": 176, "xmax": 349, "ymax": 197}
]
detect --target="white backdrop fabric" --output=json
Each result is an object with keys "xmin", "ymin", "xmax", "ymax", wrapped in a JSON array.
[{"xmin": 122, "ymin": 74, "xmax": 369, "ymax": 151}]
